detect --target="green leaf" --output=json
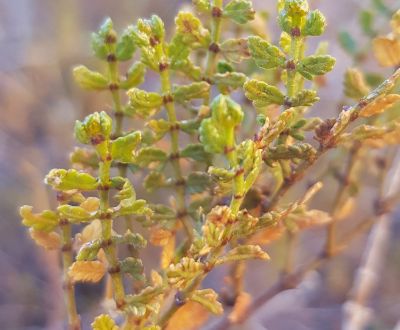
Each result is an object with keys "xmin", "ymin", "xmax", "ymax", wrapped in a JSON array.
[
  {"xmin": 20, "ymin": 206, "xmax": 58, "ymax": 232},
  {"xmin": 193, "ymin": 0, "xmax": 211, "ymax": 13},
  {"xmin": 359, "ymin": 10, "xmax": 375, "ymax": 37},
  {"xmin": 73, "ymin": 66, "xmax": 108, "ymax": 91},
  {"xmin": 116, "ymin": 29, "xmax": 136, "ymax": 61},
  {"xmin": 244, "ymin": 79, "xmax": 285, "ymax": 107},
  {"xmin": 217, "ymin": 61, "xmax": 234, "ymax": 73},
  {"xmin": 146, "ymin": 119, "xmax": 171, "ymax": 142},
  {"xmin": 111, "ymin": 131, "xmax": 141, "ymax": 163},
  {"xmin": 116, "ymin": 199, "xmax": 149, "ymax": 217},
  {"xmin": 297, "ymin": 55, "xmax": 336, "ymax": 80},
  {"xmin": 114, "ymin": 180, "xmax": 150, "ymax": 216},
  {"xmin": 45, "ymin": 169, "xmax": 98, "ymax": 191},
  {"xmin": 91, "ymin": 18, "xmax": 115, "ymax": 60},
  {"xmin": 120, "ymin": 62, "xmax": 146, "ymax": 90},
  {"xmin": 344, "ymin": 68, "xmax": 370, "ymax": 100},
  {"xmin": 144, "ymin": 171, "xmax": 166, "ymax": 192},
  {"xmin": 216, "ymin": 245, "xmax": 269, "ymax": 265},
  {"xmin": 188, "ymin": 196, "xmax": 213, "ymax": 220},
  {"xmin": 115, "ymin": 231, "xmax": 147, "ymax": 249},
  {"xmin": 244, "ymin": 150, "xmax": 263, "ymax": 192},
  {"xmin": 130, "ymin": 15, "xmax": 165, "ymax": 46},
  {"xmin": 115, "ymin": 178, "xmax": 136, "ymax": 201},
  {"xmin": 70, "ymin": 147, "xmax": 99, "ymax": 169},
  {"xmin": 220, "ymin": 38, "xmax": 250, "ymax": 63},
  {"xmin": 57, "ymin": 205, "xmax": 93, "ymax": 223},
  {"xmin": 74, "ymin": 111, "xmax": 112, "ymax": 145},
  {"xmin": 338, "ymin": 31, "xmax": 357, "ymax": 55},
  {"xmin": 199, "ymin": 95, "xmax": 243, "ymax": 154},
  {"xmin": 190, "ymin": 289, "xmax": 223, "ymax": 315},
  {"xmin": 213, "ymin": 72, "xmax": 247, "ymax": 91},
  {"xmin": 187, "ymin": 172, "xmax": 212, "ymax": 194},
  {"xmin": 248, "ymin": 36, "xmax": 286, "ymax": 70},
  {"xmin": 120, "ymin": 257, "xmax": 145, "ymax": 281},
  {"xmin": 140, "ymin": 47, "xmax": 159, "ymax": 72},
  {"xmin": 210, "ymin": 94, "xmax": 244, "ymax": 126},
  {"xmin": 199, "ymin": 120, "xmax": 225, "ymax": 154},
  {"xmin": 127, "ymin": 88, "xmax": 163, "ymax": 110},
  {"xmin": 264, "ymin": 142, "xmax": 316, "ymax": 161},
  {"xmin": 291, "ymin": 89, "xmax": 320, "ymax": 107},
  {"xmin": 175, "ymin": 12, "xmax": 210, "ymax": 48},
  {"xmin": 76, "ymin": 240, "xmax": 101, "ymax": 261},
  {"xmin": 134, "ymin": 147, "xmax": 168, "ymax": 167},
  {"xmin": 303, "ymin": 10, "xmax": 326, "ymax": 36},
  {"xmin": 180, "ymin": 144, "xmax": 211, "ymax": 163},
  {"xmin": 168, "ymin": 34, "xmax": 191, "ymax": 69},
  {"xmin": 223, "ymin": 0, "xmax": 255, "ymax": 24},
  {"xmin": 208, "ymin": 166, "xmax": 235, "ymax": 182},
  {"xmin": 173, "ymin": 82, "xmax": 210, "ymax": 103},
  {"xmin": 372, "ymin": 0, "xmax": 392, "ymax": 17}
]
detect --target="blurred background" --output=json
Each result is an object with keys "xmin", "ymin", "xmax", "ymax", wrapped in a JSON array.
[{"xmin": 0, "ymin": 0, "xmax": 399, "ymax": 329}]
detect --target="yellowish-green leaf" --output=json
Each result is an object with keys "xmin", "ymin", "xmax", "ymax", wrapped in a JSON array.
[
  {"xmin": 175, "ymin": 12, "xmax": 210, "ymax": 47},
  {"xmin": 223, "ymin": 0, "xmax": 255, "ymax": 25},
  {"xmin": 297, "ymin": 55, "xmax": 336, "ymax": 80},
  {"xmin": 91, "ymin": 314, "xmax": 119, "ymax": 330},
  {"xmin": 111, "ymin": 131, "xmax": 141, "ymax": 163},
  {"xmin": 303, "ymin": 10, "xmax": 326, "ymax": 36},
  {"xmin": 220, "ymin": 38, "xmax": 250, "ymax": 63},
  {"xmin": 73, "ymin": 66, "xmax": 108, "ymax": 91},
  {"xmin": 173, "ymin": 82, "xmax": 210, "ymax": 102},
  {"xmin": 167, "ymin": 257, "xmax": 204, "ymax": 289},
  {"xmin": 248, "ymin": 36, "xmax": 286, "ymax": 70},
  {"xmin": 291, "ymin": 89, "xmax": 320, "ymax": 107},
  {"xmin": 120, "ymin": 62, "xmax": 146, "ymax": 90},
  {"xmin": 244, "ymin": 79, "xmax": 285, "ymax": 107},
  {"xmin": 20, "ymin": 206, "xmax": 58, "ymax": 232},
  {"xmin": 127, "ymin": 88, "xmax": 163, "ymax": 110},
  {"xmin": 74, "ymin": 111, "xmax": 112, "ymax": 145},
  {"xmin": 216, "ymin": 245, "xmax": 270, "ymax": 265},
  {"xmin": 134, "ymin": 147, "xmax": 168, "ymax": 167},
  {"xmin": 190, "ymin": 289, "xmax": 223, "ymax": 315},
  {"xmin": 344, "ymin": 68, "xmax": 370, "ymax": 100}
]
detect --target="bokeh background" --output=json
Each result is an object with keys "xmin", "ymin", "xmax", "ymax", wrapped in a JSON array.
[{"xmin": 0, "ymin": 0, "xmax": 399, "ymax": 329}]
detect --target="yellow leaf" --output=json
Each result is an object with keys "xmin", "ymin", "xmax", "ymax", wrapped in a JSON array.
[
  {"xmin": 228, "ymin": 292, "xmax": 252, "ymax": 324},
  {"xmin": 29, "ymin": 228, "xmax": 61, "ymax": 250},
  {"xmin": 91, "ymin": 314, "xmax": 119, "ymax": 330},
  {"xmin": 249, "ymin": 226, "xmax": 285, "ymax": 245},
  {"xmin": 68, "ymin": 260, "xmax": 106, "ymax": 283},
  {"xmin": 359, "ymin": 94, "xmax": 400, "ymax": 118},
  {"xmin": 391, "ymin": 10, "xmax": 400, "ymax": 36},
  {"xmin": 166, "ymin": 301, "xmax": 209, "ymax": 330},
  {"xmin": 372, "ymin": 37, "xmax": 400, "ymax": 67},
  {"xmin": 295, "ymin": 210, "xmax": 332, "ymax": 229},
  {"xmin": 161, "ymin": 235, "xmax": 175, "ymax": 269},
  {"xmin": 80, "ymin": 197, "xmax": 100, "ymax": 212},
  {"xmin": 149, "ymin": 228, "xmax": 173, "ymax": 246},
  {"xmin": 362, "ymin": 126, "xmax": 400, "ymax": 148},
  {"xmin": 78, "ymin": 219, "xmax": 102, "ymax": 243},
  {"xmin": 334, "ymin": 197, "xmax": 355, "ymax": 221},
  {"xmin": 151, "ymin": 270, "xmax": 163, "ymax": 286}
]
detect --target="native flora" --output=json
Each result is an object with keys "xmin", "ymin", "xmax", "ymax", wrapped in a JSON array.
[{"xmin": 20, "ymin": 1, "xmax": 400, "ymax": 329}]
